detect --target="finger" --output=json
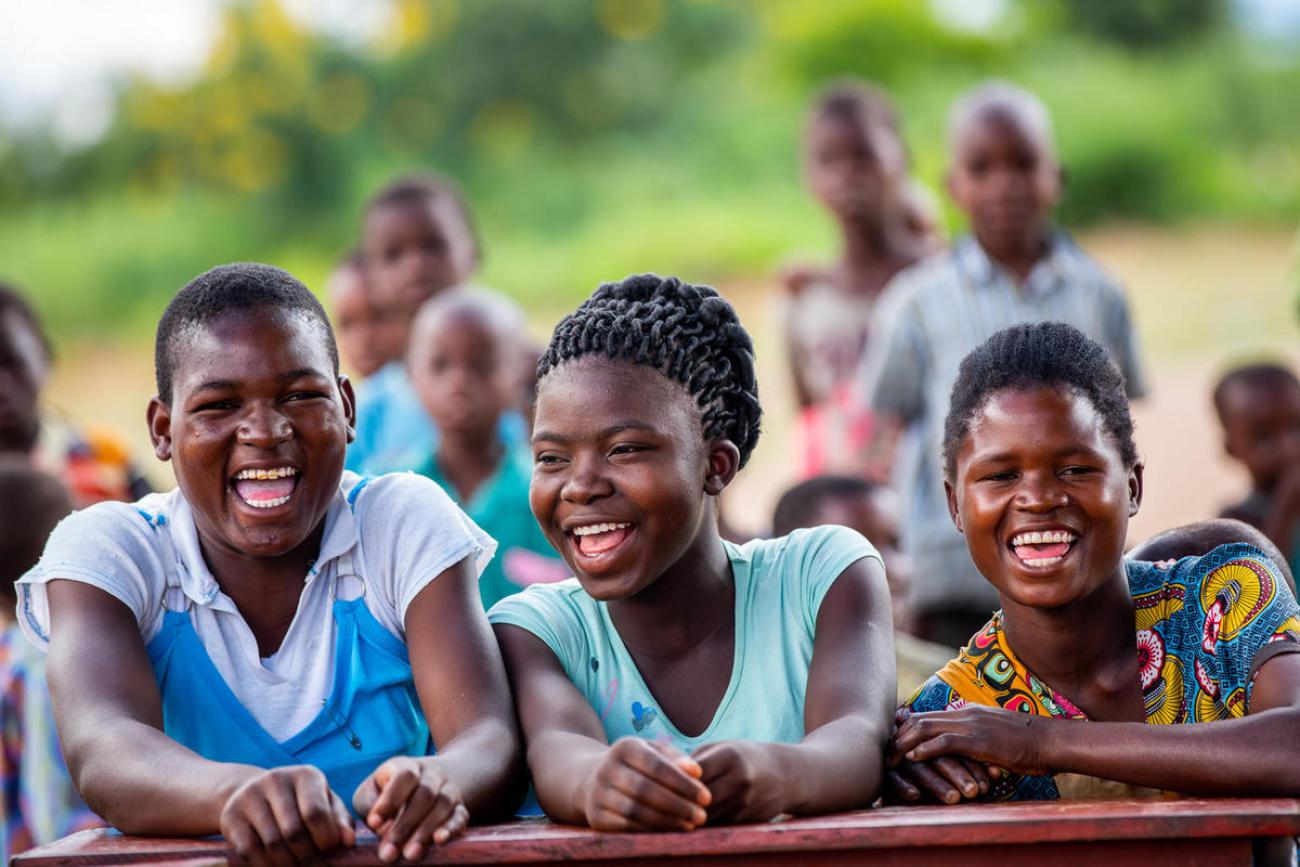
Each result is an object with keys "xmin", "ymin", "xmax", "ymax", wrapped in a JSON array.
[
  {"xmin": 381, "ymin": 783, "xmax": 439, "ymax": 861},
  {"xmin": 906, "ymin": 732, "xmax": 965, "ymax": 763},
  {"xmin": 328, "ymin": 790, "xmax": 356, "ymax": 848},
  {"xmin": 596, "ymin": 789, "xmax": 698, "ymax": 832},
  {"xmin": 886, "ymin": 770, "xmax": 921, "ymax": 802},
  {"xmin": 265, "ymin": 779, "xmax": 319, "ymax": 864},
  {"xmin": 244, "ymin": 797, "xmax": 298, "ymax": 867},
  {"xmin": 904, "ymin": 761, "xmax": 962, "ymax": 806},
  {"xmin": 605, "ymin": 765, "xmax": 708, "ymax": 827},
  {"xmin": 431, "ymin": 804, "xmax": 469, "ymax": 847},
  {"xmin": 647, "ymin": 740, "xmax": 703, "ymax": 779},
  {"xmin": 619, "ymin": 742, "xmax": 710, "ymax": 806},
  {"xmin": 960, "ymin": 758, "xmax": 991, "ymax": 795},
  {"xmin": 368, "ymin": 763, "xmax": 421, "ymax": 829},
  {"xmin": 225, "ymin": 821, "xmax": 267, "ymax": 867},
  {"xmin": 932, "ymin": 756, "xmax": 980, "ymax": 801},
  {"xmin": 404, "ymin": 794, "xmax": 458, "ymax": 859},
  {"xmin": 352, "ymin": 774, "xmax": 382, "ymax": 822},
  {"xmin": 288, "ymin": 774, "xmax": 340, "ymax": 857}
]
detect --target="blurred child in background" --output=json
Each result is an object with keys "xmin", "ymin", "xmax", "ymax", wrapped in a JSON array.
[
  {"xmin": 0, "ymin": 461, "xmax": 98, "ymax": 860},
  {"xmin": 327, "ymin": 251, "xmax": 400, "ymax": 381},
  {"xmin": 347, "ymin": 173, "xmax": 489, "ymax": 474},
  {"xmin": 781, "ymin": 80, "xmax": 930, "ymax": 478},
  {"xmin": 772, "ymin": 475, "xmax": 950, "ymax": 701},
  {"xmin": 0, "ymin": 284, "xmax": 151, "ymax": 507},
  {"xmin": 1214, "ymin": 363, "xmax": 1300, "ymax": 576},
  {"xmin": 410, "ymin": 290, "xmax": 568, "ymax": 609},
  {"xmin": 857, "ymin": 81, "xmax": 1146, "ymax": 648}
]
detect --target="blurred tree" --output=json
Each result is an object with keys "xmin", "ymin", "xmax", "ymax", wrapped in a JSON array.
[{"xmin": 1057, "ymin": 0, "xmax": 1225, "ymax": 48}]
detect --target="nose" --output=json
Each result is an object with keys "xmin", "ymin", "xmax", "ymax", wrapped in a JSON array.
[
  {"xmin": 237, "ymin": 401, "xmax": 292, "ymax": 447},
  {"xmin": 560, "ymin": 458, "xmax": 613, "ymax": 505},
  {"xmin": 1013, "ymin": 471, "xmax": 1068, "ymax": 512}
]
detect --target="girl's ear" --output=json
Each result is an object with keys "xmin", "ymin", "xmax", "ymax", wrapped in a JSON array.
[
  {"xmin": 703, "ymin": 440, "xmax": 741, "ymax": 497},
  {"xmin": 944, "ymin": 479, "xmax": 963, "ymax": 533},
  {"xmin": 1128, "ymin": 460, "xmax": 1145, "ymax": 517},
  {"xmin": 338, "ymin": 375, "xmax": 358, "ymax": 443},
  {"xmin": 146, "ymin": 396, "xmax": 173, "ymax": 462}
]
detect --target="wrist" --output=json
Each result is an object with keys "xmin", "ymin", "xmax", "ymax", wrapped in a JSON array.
[
  {"xmin": 211, "ymin": 764, "xmax": 265, "ymax": 818},
  {"xmin": 764, "ymin": 742, "xmax": 803, "ymax": 814}
]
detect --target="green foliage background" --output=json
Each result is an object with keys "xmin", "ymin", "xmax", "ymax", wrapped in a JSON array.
[{"xmin": 2, "ymin": 0, "xmax": 1297, "ymax": 340}]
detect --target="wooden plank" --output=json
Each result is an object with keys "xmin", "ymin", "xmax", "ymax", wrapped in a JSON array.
[{"xmin": 16, "ymin": 799, "xmax": 1300, "ymax": 867}]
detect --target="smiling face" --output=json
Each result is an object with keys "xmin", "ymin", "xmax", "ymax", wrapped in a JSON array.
[
  {"xmin": 946, "ymin": 385, "xmax": 1142, "ymax": 612},
  {"xmin": 948, "ymin": 108, "xmax": 1061, "ymax": 262},
  {"xmin": 530, "ymin": 357, "xmax": 736, "ymax": 602},
  {"xmin": 147, "ymin": 309, "xmax": 355, "ymax": 564},
  {"xmin": 362, "ymin": 198, "xmax": 477, "ymax": 314},
  {"xmin": 807, "ymin": 115, "xmax": 906, "ymax": 224}
]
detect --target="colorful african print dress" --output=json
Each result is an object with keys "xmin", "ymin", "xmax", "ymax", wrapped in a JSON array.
[{"xmin": 901, "ymin": 543, "xmax": 1300, "ymax": 800}]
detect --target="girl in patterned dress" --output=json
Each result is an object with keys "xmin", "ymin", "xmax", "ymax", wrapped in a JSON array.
[{"xmin": 890, "ymin": 322, "xmax": 1300, "ymax": 804}]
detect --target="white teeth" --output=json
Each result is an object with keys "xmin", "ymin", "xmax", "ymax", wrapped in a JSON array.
[
  {"xmin": 244, "ymin": 494, "xmax": 291, "ymax": 509},
  {"xmin": 1022, "ymin": 556, "xmax": 1065, "ymax": 568},
  {"xmin": 1011, "ymin": 530, "xmax": 1077, "ymax": 547},
  {"xmin": 572, "ymin": 522, "xmax": 632, "ymax": 537},
  {"xmin": 234, "ymin": 467, "xmax": 299, "ymax": 481}
]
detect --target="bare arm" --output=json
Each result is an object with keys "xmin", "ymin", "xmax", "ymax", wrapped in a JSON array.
[
  {"xmin": 353, "ymin": 559, "xmax": 524, "ymax": 860},
  {"xmin": 47, "ymin": 581, "xmax": 354, "ymax": 864},
  {"xmin": 693, "ymin": 556, "xmax": 896, "ymax": 820},
  {"xmin": 895, "ymin": 653, "xmax": 1300, "ymax": 796},
  {"xmin": 492, "ymin": 623, "xmax": 709, "ymax": 831}
]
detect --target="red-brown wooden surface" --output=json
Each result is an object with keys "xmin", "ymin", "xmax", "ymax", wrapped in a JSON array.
[{"xmin": 15, "ymin": 798, "xmax": 1300, "ymax": 867}]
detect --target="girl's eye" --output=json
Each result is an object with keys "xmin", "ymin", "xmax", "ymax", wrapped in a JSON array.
[
  {"xmin": 194, "ymin": 400, "xmax": 236, "ymax": 413},
  {"xmin": 285, "ymin": 391, "xmax": 327, "ymax": 402},
  {"xmin": 1061, "ymin": 465, "xmax": 1097, "ymax": 477},
  {"xmin": 981, "ymin": 470, "xmax": 1016, "ymax": 482},
  {"xmin": 535, "ymin": 453, "xmax": 567, "ymax": 467},
  {"xmin": 609, "ymin": 444, "xmax": 647, "ymax": 457}
]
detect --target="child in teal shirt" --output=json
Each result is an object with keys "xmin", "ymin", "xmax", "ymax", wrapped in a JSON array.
[
  {"xmin": 490, "ymin": 275, "xmax": 896, "ymax": 831},
  {"xmin": 410, "ymin": 290, "xmax": 567, "ymax": 609}
]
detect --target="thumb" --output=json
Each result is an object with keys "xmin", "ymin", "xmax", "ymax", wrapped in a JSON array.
[
  {"xmin": 331, "ymin": 791, "xmax": 357, "ymax": 847},
  {"xmin": 649, "ymin": 739, "xmax": 702, "ymax": 778},
  {"xmin": 351, "ymin": 771, "xmax": 383, "ymax": 820}
]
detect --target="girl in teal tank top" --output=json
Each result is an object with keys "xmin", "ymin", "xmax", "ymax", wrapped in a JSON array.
[{"xmin": 490, "ymin": 275, "xmax": 897, "ymax": 831}]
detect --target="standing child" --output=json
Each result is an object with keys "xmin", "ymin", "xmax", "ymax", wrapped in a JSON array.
[
  {"xmin": 783, "ymin": 81, "xmax": 928, "ymax": 478},
  {"xmin": 409, "ymin": 290, "xmax": 568, "ymax": 610},
  {"xmin": 0, "ymin": 462, "xmax": 98, "ymax": 861},
  {"xmin": 490, "ymin": 275, "xmax": 896, "ymax": 831},
  {"xmin": 18, "ymin": 265, "xmax": 521, "ymax": 866},
  {"xmin": 347, "ymin": 173, "xmax": 482, "ymax": 474},
  {"xmin": 858, "ymin": 81, "xmax": 1147, "ymax": 649},
  {"xmin": 890, "ymin": 323, "xmax": 1300, "ymax": 807},
  {"xmin": 327, "ymin": 251, "xmax": 400, "ymax": 381},
  {"xmin": 1213, "ymin": 363, "xmax": 1300, "ymax": 577}
]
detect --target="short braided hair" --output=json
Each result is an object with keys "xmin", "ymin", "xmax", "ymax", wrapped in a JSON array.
[
  {"xmin": 942, "ymin": 321, "xmax": 1137, "ymax": 480},
  {"xmin": 538, "ymin": 274, "xmax": 762, "ymax": 467}
]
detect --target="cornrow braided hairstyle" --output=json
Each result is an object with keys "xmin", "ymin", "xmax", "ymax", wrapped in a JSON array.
[{"xmin": 538, "ymin": 274, "xmax": 762, "ymax": 468}]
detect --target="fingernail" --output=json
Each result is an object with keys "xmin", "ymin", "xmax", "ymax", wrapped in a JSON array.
[
  {"xmin": 693, "ymin": 809, "xmax": 707, "ymax": 825},
  {"xmin": 404, "ymin": 843, "xmax": 422, "ymax": 860},
  {"xmin": 434, "ymin": 829, "xmax": 448, "ymax": 844},
  {"xmin": 697, "ymin": 790, "xmax": 712, "ymax": 807},
  {"xmin": 906, "ymin": 751, "xmax": 917, "ymax": 761},
  {"xmin": 945, "ymin": 792, "xmax": 959, "ymax": 805},
  {"xmin": 369, "ymin": 813, "xmax": 382, "ymax": 830},
  {"xmin": 964, "ymin": 785, "xmax": 976, "ymax": 797},
  {"xmin": 378, "ymin": 842, "xmax": 397, "ymax": 862}
]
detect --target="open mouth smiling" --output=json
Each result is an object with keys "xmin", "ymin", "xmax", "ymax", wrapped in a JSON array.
[
  {"xmin": 1008, "ymin": 528, "xmax": 1078, "ymax": 569},
  {"xmin": 231, "ymin": 466, "xmax": 301, "ymax": 510},
  {"xmin": 567, "ymin": 521, "xmax": 635, "ymax": 564}
]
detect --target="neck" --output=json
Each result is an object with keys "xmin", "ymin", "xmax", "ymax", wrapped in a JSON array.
[
  {"xmin": 436, "ymin": 431, "xmax": 503, "ymax": 501},
  {"xmin": 836, "ymin": 216, "xmax": 910, "ymax": 294},
  {"xmin": 608, "ymin": 506, "xmax": 734, "ymax": 659},
  {"xmin": 999, "ymin": 563, "xmax": 1136, "ymax": 697},
  {"xmin": 199, "ymin": 522, "xmax": 326, "ymax": 656},
  {"xmin": 980, "ymin": 231, "xmax": 1050, "ymax": 286}
]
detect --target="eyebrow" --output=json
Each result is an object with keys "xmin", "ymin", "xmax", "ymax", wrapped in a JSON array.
[
  {"xmin": 970, "ymin": 445, "xmax": 1106, "ymax": 464},
  {"xmin": 190, "ymin": 368, "xmax": 330, "ymax": 394},
  {"xmin": 532, "ymin": 421, "xmax": 659, "ymax": 446}
]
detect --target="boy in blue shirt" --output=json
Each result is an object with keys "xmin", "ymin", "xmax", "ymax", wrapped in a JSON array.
[
  {"xmin": 410, "ymin": 290, "xmax": 567, "ymax": 609},
  {"xmin": 858, "ymin": 81, "xmax": 1146, "ymax": 648}
]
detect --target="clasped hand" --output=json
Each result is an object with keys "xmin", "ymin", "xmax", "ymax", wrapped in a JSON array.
[
  {"xmin": 221, "ymin": 757, "xmax": 467, "ymax": 867},
  {"xmin": 580, "ymin": 737, "xmax": 785, "ymax": 831},
  {"xmin": 886, "ymin": 706, "xmax": 1054, "ymax": 804}
]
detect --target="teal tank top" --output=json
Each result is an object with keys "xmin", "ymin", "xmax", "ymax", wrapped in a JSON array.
[{"xmin": 489, "ymin": 525, "xmax": 879, "ymax": 751}]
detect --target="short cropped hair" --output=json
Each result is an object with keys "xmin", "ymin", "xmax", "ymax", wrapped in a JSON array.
[
  {"xmin": 155, "ymin": 263, "xmax": 338, "ymax": 402},
  {"xmin": 538, "ymin": 274, "xmax": 762, "ymax": 468},
  {"xmin": 0, "ymin": 461, "xmax": 72, "ymax": 593},
  {"xmin": 942, "ymin": 322, "xmax": 1137, "ymax": 480},
  {"xmin": 810, "ymin": 79, "xmax": 901, "ymax": 138},
  {"xmin": 772, "ymin": 474, "xmax": 879, "ymax": 537},
  {"xmin": 947, "ymin": 80, "xmax": 1057, "ymax": 159},
  {"xmin": 364, "ymin": 172, "xmax": 482, "ymax": 267},
  {"xmin": 1212, "ymin": 363, "xmax": 1300, "ymax": 426}
]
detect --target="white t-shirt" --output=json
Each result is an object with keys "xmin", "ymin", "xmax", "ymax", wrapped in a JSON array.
[{"xmin": 17, "ymin": 471, "xmax": 495, "ymax": 742}]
